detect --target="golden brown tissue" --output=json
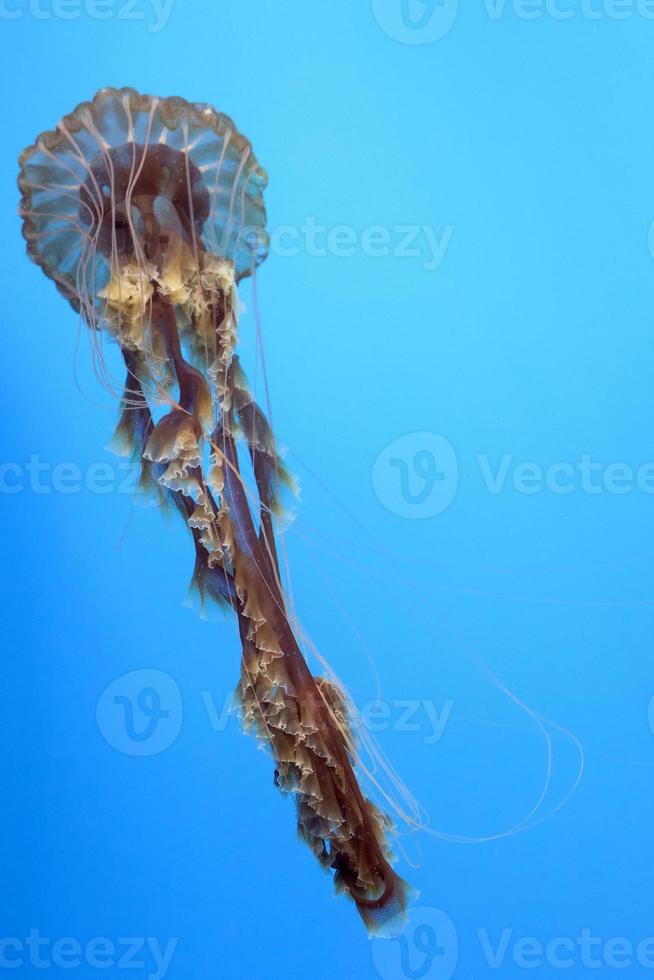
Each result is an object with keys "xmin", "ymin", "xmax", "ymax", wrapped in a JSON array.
[{"xmin": 18, "ymin": 88, "xmax": 411, "ymax": 934}]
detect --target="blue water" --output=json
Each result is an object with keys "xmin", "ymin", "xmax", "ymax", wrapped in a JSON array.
[{"xmin": 3, "ymin": 2, "xmax": 654, "ymax": 978}]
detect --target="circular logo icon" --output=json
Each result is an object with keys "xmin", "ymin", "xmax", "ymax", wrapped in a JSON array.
[
  {"xmin": 372, "ymin": 0, "xmax": 459, "ymax": 44},
  {"xmin": 647, "ymin": 219, "xmax": 654, "ymax": 263},
  {"xmin": 372, "ymin": 906, "xmax": 459, "ymax": 980},
  {"xmin": 372, "ymin": 432, "xmax": 459, "ymax": 519},
  {"xmin": 96, "ymin": 669, "xmax": 183, "ymax": 757}
]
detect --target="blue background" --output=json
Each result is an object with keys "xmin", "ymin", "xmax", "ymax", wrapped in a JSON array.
[{"xmin": 2, "ymin": 1, "xmax": 654, "ymax": 977}]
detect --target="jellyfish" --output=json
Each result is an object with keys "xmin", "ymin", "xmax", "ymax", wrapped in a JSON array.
[{"xmin": 18, "ymin": 88, "xmax": 410, "ymax": 933}]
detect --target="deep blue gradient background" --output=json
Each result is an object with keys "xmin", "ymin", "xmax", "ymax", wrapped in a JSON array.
[{"xmin": 2, "ymin": 2, "xmax": 654, "ymax": 977}]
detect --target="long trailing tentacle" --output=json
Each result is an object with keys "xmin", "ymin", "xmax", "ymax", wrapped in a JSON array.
[
  {"xmin": 106, "ymin": 267, "xmax": 411, "ymax": 932},
  {"xmin": 206, "ymin": 303, "xmax": 411, "ymax": 932}
]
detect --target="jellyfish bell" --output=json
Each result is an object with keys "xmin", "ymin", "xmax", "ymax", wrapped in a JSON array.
[
  {"xmin": 18, "ymin": 87, "xmax": 412, "ymax": 936},
  {"xmin": 19, "ymin": 87, "xmax": 268, "ymax": 309}
]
